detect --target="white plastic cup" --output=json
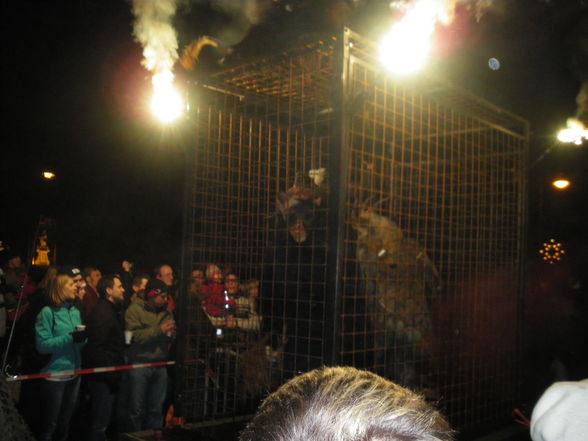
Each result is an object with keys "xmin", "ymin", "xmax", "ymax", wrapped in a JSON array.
[{"xmin": 124, "ymin": 330, "xmax": 133, "ymax": 345}]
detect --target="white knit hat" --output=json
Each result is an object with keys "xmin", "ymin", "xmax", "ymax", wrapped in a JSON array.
[{"xmin": 530, "ymin": 379, "xmax": 588, "ymax": 441}]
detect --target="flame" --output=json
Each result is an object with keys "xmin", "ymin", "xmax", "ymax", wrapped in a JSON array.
[
  {"xmin": 150, "ymin": 70, "xmax": 183, "ymax": 124},
  {"xmin": 132, "ymin": 0, "xmax": 183, "ymax": 123},
  {"xmin": 380, "ymin": 0, "xmax": 454, "ymax": 75},
  {"xmin": 557, "ymin": 118, "xmax": 588, "ymax": 145}
]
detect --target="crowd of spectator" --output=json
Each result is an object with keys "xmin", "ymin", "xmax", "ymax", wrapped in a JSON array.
[
  {"xmin": 2, "ymin": 243, "xmax": 587, "ymax": 441},
  {"xmin": 0, "ymin": 245, "xmax": 262, "ymax": 441}
]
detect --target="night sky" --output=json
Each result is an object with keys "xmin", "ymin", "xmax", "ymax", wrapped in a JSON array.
[{"xmin": 2, "ymin": 0, "xmax": 588, "ymax": 273}]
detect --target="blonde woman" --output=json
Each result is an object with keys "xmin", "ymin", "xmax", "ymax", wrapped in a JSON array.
[{"xmin": 35, "ymin": 274, "xmax": 86, "ymax": 441}]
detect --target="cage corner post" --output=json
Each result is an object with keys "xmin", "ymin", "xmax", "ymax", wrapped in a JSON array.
[
  {"xmin": 323, "ymin": 27, "xmax": 352, "ymax": 367},
  {"xmin": 175, "ymin": 103, "xmax": 199, "ymax": 420}
]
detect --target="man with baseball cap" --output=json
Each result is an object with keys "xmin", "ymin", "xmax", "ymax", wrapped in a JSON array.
[
  {"xmin": 124, "ymin": 278, "xmax": 175, "ymax": 436},
  {"xmin": 58, "ymin": 266, "xmax": 85, "ymax": 312}
]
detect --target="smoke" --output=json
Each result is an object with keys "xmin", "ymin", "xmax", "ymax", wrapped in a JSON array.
[
  {"xmin": 129, "ymin": 0, "xmax": 499, "ymax": 72},
  {"xmin": 208, "ymin": 0, "xmax": 272, "ymax": 26},
  {"xmin": 575, "ymin": 81, "xmax": 588, "ymax": 125},
  {"xmin": 570, "ymin": 14, "xmax": 588, "ymax": 126},
  {"xmin": 558, "ymin": 6, "xmax": 588, "ymax": 131},
  {"xmin": 204, "ymin": 0, "xmax": 275, "ymax": 46},
  {"xmin": 389, "ymin": 0, "xmax": 494, "ymax": 24},
  {"xmin": 470, "ymin": 0, "xmax": 494, "ymax": 22},
  {"xmin": 132, "ymin": 0, "xmax": 179, "ymax": 74},
  {"xmin": 381, "ymin": 0, "xmax": 497, "ymax": 75}
]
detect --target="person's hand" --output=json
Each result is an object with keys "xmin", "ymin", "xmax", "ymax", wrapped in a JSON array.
[
  {"xmin": 71, "ymin": 330, "xmax": 87, "ymax": 343},
  {"xmin": 161, "ymin": 320, "xmax": 176, "ymax": 334},
  {"xmin": 225, "ymin": 315, "xmax": 237, "ymax": 328}
]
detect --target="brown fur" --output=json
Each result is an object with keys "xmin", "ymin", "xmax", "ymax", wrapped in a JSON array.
[
  {"xmin": 238, "ymin": 336, "xmax": 271, "ymax": 398},
  {"xmin": 351, "ymin": 207, "xmax": 439, "ymax": 385}
]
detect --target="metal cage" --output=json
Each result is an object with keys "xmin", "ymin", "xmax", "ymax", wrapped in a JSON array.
[{"xmin": 176, "ymin": 28, "xmax": 529, "ymax": 433}]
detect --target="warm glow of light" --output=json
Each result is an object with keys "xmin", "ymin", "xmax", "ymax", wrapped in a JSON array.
[
  {"xmin": 42, "ymin": 171, "xmax": 56, "ymax": 180},
  {"xmin": 552, "ymin": 178, "xmax": 571, "ymax": 190},
  {"xmin": 150, "ymin": 70, "xmax": 183, "ymax": 124},
  {"xmin": 557, "ymin": 118, "xmax": 588, "ymax": 145},
  {"xmin": 379, "ymin": 0, "xmax": 451, "ymax": 75},
  {"xmin": 539, "ymin": 238, "xmax": 565, "ymax": 264}
]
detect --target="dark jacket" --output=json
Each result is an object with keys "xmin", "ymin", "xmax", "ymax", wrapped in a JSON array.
[
  {"xmin": 83, "ymin": 298, "xmax": 125, "ymax": 387},
  {"xmin": 81, "ymin": 286, "xmax": 99, "ymax": 321}
]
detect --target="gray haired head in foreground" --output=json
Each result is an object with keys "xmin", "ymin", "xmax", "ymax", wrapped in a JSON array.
[{"xmin": 240, "ymin": 366, "xmax": 454, "ymax": 441}]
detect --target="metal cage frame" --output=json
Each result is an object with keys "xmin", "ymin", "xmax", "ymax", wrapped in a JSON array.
[{"xmin": 176, "ymin": 28, "xmax": 529, "ymax": 433}]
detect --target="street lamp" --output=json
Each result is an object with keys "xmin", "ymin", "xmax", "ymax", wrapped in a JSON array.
[
  {"xmin": 42, "ymin": 171, "xmax": 56, "ymax": 180},
  {"xmin": 551, "ymin": 177, "xmax": 571, "ymax": 190}
]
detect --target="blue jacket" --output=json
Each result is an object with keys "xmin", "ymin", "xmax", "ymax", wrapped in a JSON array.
[{"xmin": 35, "ymin": 302, "xmax": 84, "ymax": 374}]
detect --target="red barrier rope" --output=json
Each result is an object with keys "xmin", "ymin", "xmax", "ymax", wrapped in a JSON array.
[
  {"xmin": 6, "ymin": 358, "xmax": 203, "ymax": 382},
  {"xmin": 513, "ymin": 408, "xmax": 531, "ymax": 427}
]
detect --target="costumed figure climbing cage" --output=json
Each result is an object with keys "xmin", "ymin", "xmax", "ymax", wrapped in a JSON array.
[{"xmin": 176, "ymin": 28, "xmax": 529, "ymax": 433}]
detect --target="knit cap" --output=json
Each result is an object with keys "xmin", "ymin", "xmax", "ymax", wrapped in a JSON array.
[{"xmin": 530, "ymin": 379, "xmax": 588, "ymax": 441}]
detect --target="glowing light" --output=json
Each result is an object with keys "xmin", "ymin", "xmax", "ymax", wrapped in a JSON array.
[
  {"xmin": 42, "ymin": 171, "xmax": 56, "ymax": 180},
  {"xmin": 488, "ymin": 58, "xmax": 500, "ymax": 70},
  {"xmin": 552, "ymin": 178, "xmax": 571, "ymax": 190},
  {"xmin": 150, "ymin": 70, "xmax": 183, "ymax": 124},
  {"xmin": 557, "ymin": 118, "xmax": 588, "ymax": 145},
  {"xmin": 379, "ymin": 0, "xmax": 451, "ymax": 75},
  {"xmin": 539, "ymin": 238, "xmax": 565, "ymax": 264}
]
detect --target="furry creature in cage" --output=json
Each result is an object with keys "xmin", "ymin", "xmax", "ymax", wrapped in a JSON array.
[
  {"xmin": 275, "ymin": 169, "xmax": 327, "ymax": 244},
  {"xmin": 263, "ymin": 169, "xmax": 328, "ymax": 375},
  {"xmin": 237, "ymin": 336, "xmax": 272, "ymax": 399},
  {"xmin": 351, "ymin": 206, "xmax": 440, "ymax": 387}
]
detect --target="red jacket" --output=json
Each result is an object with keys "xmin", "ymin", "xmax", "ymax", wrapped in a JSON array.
[{"xmin": 201, "ymin": 282, "xmax": 235, "ymax": 317}]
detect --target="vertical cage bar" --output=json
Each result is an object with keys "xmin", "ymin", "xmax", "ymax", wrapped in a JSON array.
[
  {"xmin": 323, "ymin": 28, "xmax": 351, "ymax": 366},
  {"xmin": 175, "ymin": 120, "xmax": 195, "ymax": 418}
]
